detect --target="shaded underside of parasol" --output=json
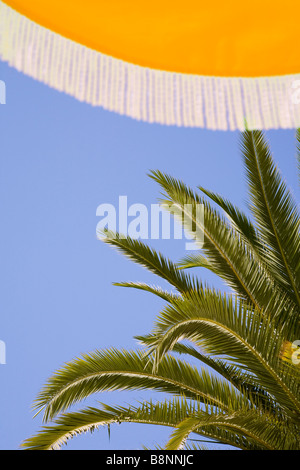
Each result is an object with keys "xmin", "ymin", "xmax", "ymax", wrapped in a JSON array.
[{"xmin": 1, "ymin": 0, "xmax": 300, "ymax": 130}]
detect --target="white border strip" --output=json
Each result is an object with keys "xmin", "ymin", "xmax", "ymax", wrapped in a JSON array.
[{"xmin": 1, "ymin": 1, "xmax": 300, "ymax": 130}]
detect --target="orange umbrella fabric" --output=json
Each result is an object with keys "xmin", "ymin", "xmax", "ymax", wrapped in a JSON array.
[{"xmin": 1, "ymin": 0, "xmax": 300, "ymax": 129}]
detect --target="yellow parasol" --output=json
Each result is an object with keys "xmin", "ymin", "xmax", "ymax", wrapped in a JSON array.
[{"xmin": 1, "ymin": 0, "xmax": 300, "ymax": 129}]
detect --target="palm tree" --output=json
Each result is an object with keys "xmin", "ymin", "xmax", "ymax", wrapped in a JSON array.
[{"xmin": 22, "ymin": 130, "xmax": 300, "ymax": 450}]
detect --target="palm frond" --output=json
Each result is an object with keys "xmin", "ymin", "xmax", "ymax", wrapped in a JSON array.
[
  {"xmin": 149, "ymin": 292, "xmax": 300, "ymax": 417},
  {"xmin": 99, "ymin": 230, "xmax": 199, "ymax": 294},
  {"xmin": 113, "ymin": 282, "xmax": 180, "ymax": 302},
  {"xmin": 21, "ymin": 399, "xmax": 220, "ymax": 450},
  {"xmin": 177, "ymin": 253, "xmax": 223, "ymax": 277},
  {"xmin": 165, "ymin": 409, "xmax": 299, "ymax": 451},
  {"xmin": 34, "ymin": 347, "xmax": 252, "ymax": 423},
  {"xmin": 149, "ymin": 170, "xmax": 284, "ymax": 314},
  {"xmin": 136, "ymin": 334, "xmax": 283, "ymax": 414},
  {"xmin": 198, "ymin": 186, "xmax": 260, "ymax": 249},
  {"xmin": 240, "ymin": 130, "xmax": 300, "ymax": 307}
]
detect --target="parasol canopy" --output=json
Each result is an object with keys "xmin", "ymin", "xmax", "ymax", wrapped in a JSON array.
[{"xmin": 1, "ymin": 0, "xmax": 300, "ymax": 130}]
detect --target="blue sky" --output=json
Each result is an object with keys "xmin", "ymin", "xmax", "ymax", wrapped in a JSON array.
[{"xmin": 0, "ymin": 60, "xmax": 298, "ymax": 450}]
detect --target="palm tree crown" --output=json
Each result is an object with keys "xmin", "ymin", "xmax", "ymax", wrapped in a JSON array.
[{"xmin": 22, "ymin": 130, "xmax": 300, "ymax": 450}]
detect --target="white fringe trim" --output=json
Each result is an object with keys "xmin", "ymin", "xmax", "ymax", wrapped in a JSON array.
[{"xmin": 1, "ymin": 1, "xmax": 300, "ymax": 130}]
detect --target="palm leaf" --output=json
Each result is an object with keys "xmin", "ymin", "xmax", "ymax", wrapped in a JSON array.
[
  {"xmin": 198, "ymin": 186, "xmax": 260, "ymax": 249},
  {"xmin": 177, "ymin": 253, "xmax": 223, "ymax": 278},
  {"xmin": 149, "ymin": 292, "xmax": 300, "ymax": 417},
  {"xmin": 99, "ymin": 230, "xmax": 199, "ymax": 294},
  {"xmin": 21, "ymin": 399, "xmax": 222, "ymax": 450},
  {"xmin": 149, "ymin": 170, "xmax": 284, "ymax": 314},
  {"xmin": 113, "ymin": 282, "xmax": 180, "ymax": 302},
  {"xmin": 136, "ymin": 334, "xmax": 283, "ymax": 413},
  {"xmin": 34, "ymin": 347, "xmax": 251, "ymax": 423},
  {"xmin": 240, "ymin": 130, "xmax": 300, "ymax": 307},
  {"xmin": 165, "ymin": 409, "xmax": 299, "ymax": 451}
]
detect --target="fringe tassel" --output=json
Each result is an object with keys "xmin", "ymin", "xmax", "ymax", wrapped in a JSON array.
[{"xmin": 1, "ymin": 1, "xmax": 300, "ymax": 130}]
